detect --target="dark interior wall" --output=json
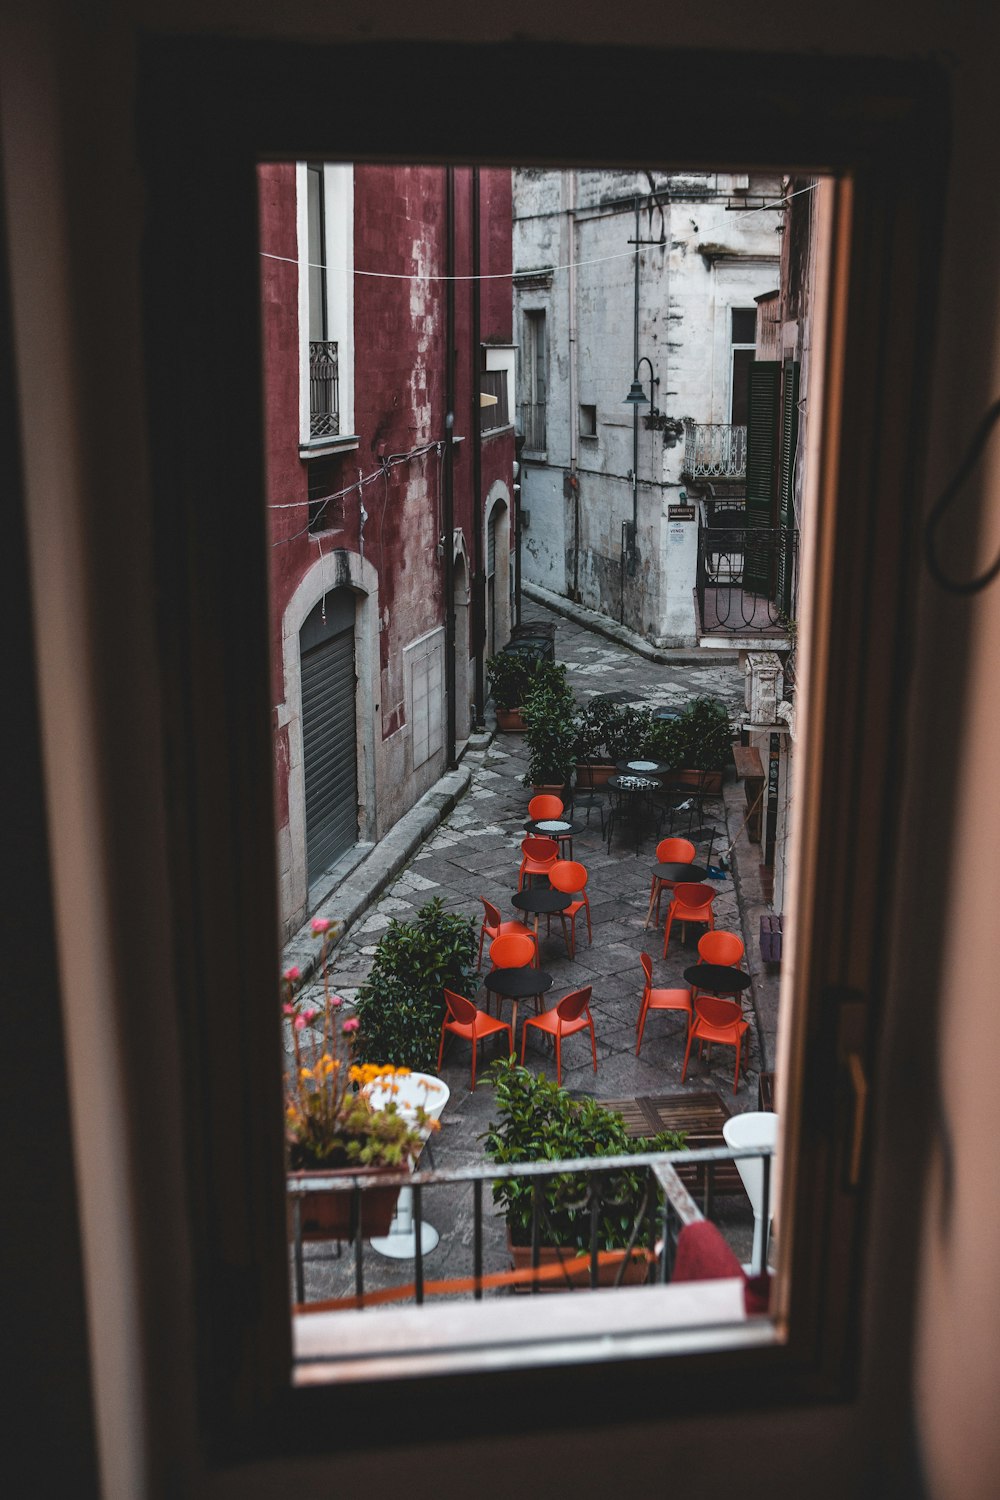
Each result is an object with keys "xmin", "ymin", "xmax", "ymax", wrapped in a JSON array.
[{"xmin": 4, "ymin": 3, "xmax": 1000, "ymax": 1498}]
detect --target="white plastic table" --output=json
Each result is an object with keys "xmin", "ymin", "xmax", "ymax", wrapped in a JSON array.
[
  {"xmin": 367, "ymin": 1071, "xmax": 450, "ymax": 1259},
  {"xmin": 722, "ymin": 1110, "xmax": 779, "ymax": 1275}
]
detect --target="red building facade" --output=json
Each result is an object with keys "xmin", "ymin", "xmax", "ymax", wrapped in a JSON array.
[{"xmin": 259, "ymin": 163, "xmax": 515, "ymax": 935}]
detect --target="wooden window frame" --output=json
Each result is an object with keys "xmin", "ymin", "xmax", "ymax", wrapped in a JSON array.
[{"xmin": 137, "ymin": 35, "xmax": 947, "ymax": 1464}]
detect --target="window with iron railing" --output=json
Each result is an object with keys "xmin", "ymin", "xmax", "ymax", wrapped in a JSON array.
[{"xmin": 309, "ymin": 340, "xmax": 340, "ymax": 440}]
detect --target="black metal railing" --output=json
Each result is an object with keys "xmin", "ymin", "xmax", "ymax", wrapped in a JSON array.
[
  {"xmin": 288, "ymin": 1142, "xmax": 773, "ymax": 1310},
  {"xmin": 683, "ymin": 422, "xmax": 747, "ymax": 480},
  {"xmin": 696, "ymin": 522, "xmax": 798, "ymax": 635},
  {"xmin": 309, "ymin": 339, "xmax": 340, "ymax": 439},
  {"xmin": 518, "ymin": 400, "xmax": 546, "ymax": 453}
]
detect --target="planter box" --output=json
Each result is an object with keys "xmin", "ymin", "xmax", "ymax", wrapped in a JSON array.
[
  {"xmin": 574, "ymin": 759, "xmax": 616, "ymax": 788},
  {"xmin": 669, "ymin": 768, "xmax": 724, "ymax": 796},
  {"xmin": 507, "ymin": 1234, "xmax": 651, "ymax": 1291},
  {"xmin": 496, "ymin": 706, "xmax": 527, "ymax": 732},
  {"xmin": 288, "ymin": 1164, "xmax": 403, "ymax": 1242}
]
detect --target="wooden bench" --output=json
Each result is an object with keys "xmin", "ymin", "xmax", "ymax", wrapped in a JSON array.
[{"xmin": 601, "ymin": 1091, "xmax": 749, "ymax": 1213}]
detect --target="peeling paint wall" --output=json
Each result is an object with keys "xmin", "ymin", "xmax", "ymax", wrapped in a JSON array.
[{"xmin": 514, "ymin": 169, "xmax": 781, "ymax": 643}]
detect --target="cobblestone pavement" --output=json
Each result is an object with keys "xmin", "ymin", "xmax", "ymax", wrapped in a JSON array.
[{"xmin": 290, "ymin": 603, "xmax": 762, "ymax": 1305}]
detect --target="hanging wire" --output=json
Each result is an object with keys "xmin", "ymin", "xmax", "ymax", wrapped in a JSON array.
[{"xmin": 924, "ymin": 397, "xmax": 1000, "ymax": 595}]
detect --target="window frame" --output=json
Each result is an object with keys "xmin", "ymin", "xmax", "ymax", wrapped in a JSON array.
[{"xmin": 137, "ymin": 34, "xmax": 947, "ymax": 1463}]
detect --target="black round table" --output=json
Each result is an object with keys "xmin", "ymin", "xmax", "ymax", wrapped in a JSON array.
[
  {"xmin": 607, "ymin": 774, "xmax": 661, "ymax": 855},
  {"xmin": 683, "ymin": 963, "xmax": 752, "ymax": 998},
  {"xmin": 615, "ymin": 758, "xmax": 670, "ymax": 777},
  {"xmin": 483, "ymin": 965, "xmax": 554, "ymax": 1037},
  {"xmin": 644, "ymin": 862, "xmax": 710, "ymax": 928},
  {"xmin": 524, "ymin": 817, "xmax": 584, "ymax": 858}
]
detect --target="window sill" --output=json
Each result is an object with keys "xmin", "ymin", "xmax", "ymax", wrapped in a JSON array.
[
  {"xmin": 300, "ymin": 434, "xmax": 360, "ymax": 459},
  {"xmin": 293, "ymin": 1279, "xmax": 775, "ymax": 1385},
  {"xmin": 482, "ymin": 422, "xmax": 515, "ymax": 438}
]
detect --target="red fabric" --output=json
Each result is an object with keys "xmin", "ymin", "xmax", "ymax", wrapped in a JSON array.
[{"xmin": 672, "ymin": 1221, "xmax": 771, "ymax": 1316}]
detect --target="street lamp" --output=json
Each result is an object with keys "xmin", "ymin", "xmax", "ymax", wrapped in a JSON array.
[{"xmin": 623, "ymin": 356, "xmax": 660, "ymax": 415}]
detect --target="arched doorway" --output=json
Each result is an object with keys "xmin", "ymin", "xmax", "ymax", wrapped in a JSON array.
[
  {"xmin": 485, "ymin": 489, "xmax": 511, "ymax": 658},
  {"xmin": 299, "ymin": 588, "xmax": 358, "ymax": 884}
]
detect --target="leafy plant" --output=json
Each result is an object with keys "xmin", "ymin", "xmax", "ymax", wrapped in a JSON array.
[
  {"xmin": 481, "ymin": 1059, "xmax": 685, "ymax": 1250},
  {"xmin": 674, "ymin": 695, "xmax": 733, "ymax": 771},
  {"xmin": 487, "ymin": 650, "xmax": 565, "ymax": 710},
  {"xmin": 354, "ymin": 897, "xmax": 478, "ymax": 1073},
  {"xmin": 520, "ymin": 667, "xmax": 578, "ymax": 788},
  {"xmin": 282, "ymin": 919, "xmax": 436, "ymax": 1170}
]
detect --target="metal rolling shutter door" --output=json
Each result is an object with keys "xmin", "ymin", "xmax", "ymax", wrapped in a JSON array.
[{"xmin": 301, "ymin": 625, "xmax": 357, "ymax": 882}]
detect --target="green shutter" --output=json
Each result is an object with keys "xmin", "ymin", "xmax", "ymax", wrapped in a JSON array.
[
  {"xmin": 744, "ymin": 360, "xmax": 781, "ymax": 595},
  {"xmin": 777, "ymin": 359, "xmax": 800, "ymax": 615}
]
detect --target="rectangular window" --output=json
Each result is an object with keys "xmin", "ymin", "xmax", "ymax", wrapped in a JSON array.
[
  {"xmin": 306, "ymin": 456, "xmax": 345, "ymax": 534},
  {"xmin": 580, "ymin": 403, "xmax": 597, "ymax": 436},
  {"xmin": 137, "ymin": 36, "xmax": 947, "ymax": 1461},
  {"xmin": 521, "ymin": 309, "xmax": 547, "ymax": 451},
  {"xmin": 731, "ymin": 307, "xmax": 757, "ymax": 426}
]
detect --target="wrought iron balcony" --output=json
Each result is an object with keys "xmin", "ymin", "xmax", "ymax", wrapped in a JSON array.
[
  {"xmin": 518, "ymin": 400, "xmax": 547, "ymax": 453},
  {"xmin": 309, "ymin": 339, "xmax": 340, "ymax": 440},
  {"xmin": 288, "ymin": 1140, "xmax": 774, "ymax": 1311},
  {"xmin": 697, "ymin": 520, "xmax": 798, "ymax": 637},
  {"xmin": 683, "ymin": 422, "xmax": 747, "ymax": 480}
]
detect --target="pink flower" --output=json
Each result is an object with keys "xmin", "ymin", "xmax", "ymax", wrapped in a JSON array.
[
  {"xmin": 311, "ymin": 917, "xmax": 333, "ymax": 934},
  {"xmin": 341, "ymin": 1017, "xmax": 360, "ymax": 1034},
  {"xmin": 303, "ymin": 1008, "xmax": 318, "ymax": 1023},
  {"xmin": 294, "ymin": 1015, "xmax": 307, "ymax": 1031},
  {"xmin": 282, "ymin": 1003, "xmax": 294, "ymax": 1016},
  {"xmin": 283, "ymin": 965, "xmax": 301, "ymax": 981},
  {"xmin": 331, "ymin": 995, "xmax": 344, "ymax": 1008}
]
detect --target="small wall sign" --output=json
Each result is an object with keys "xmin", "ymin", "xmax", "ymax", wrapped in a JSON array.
[{"xmin": 668, "ymin": 504, "xmax": 696, "ymax": 520}]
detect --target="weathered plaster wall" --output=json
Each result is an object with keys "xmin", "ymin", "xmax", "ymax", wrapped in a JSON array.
[{"xmin": 514, "ymin": 169, "xmax": 781, "ymax": 642}]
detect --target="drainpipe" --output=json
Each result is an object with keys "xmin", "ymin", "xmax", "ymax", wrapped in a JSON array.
[
  {"xmin": 630, "ymin": 194, "xmax": 640, "ymax": 569},
  {"xmin": 568, "ymin": 170, "xmax": 580, "ymax": 601},
  {"xmin": 471, "ymin": 167, "xmax": 486, "ymax": 730},
  {"xmin": 443, "ymin": 166, "xmax": 457, "ymax": 768}
]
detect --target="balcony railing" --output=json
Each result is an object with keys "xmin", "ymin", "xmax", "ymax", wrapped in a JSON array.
[
  {"xmin": 683, "ymin": 422, "xmax": 747, "ymax": 479},
  {"xmin": 309, "ymin": 339, "xmax": 340, "ymax": 440},
  {"xmin": 696, "ymin": 521, "xmax": 798, "ymax": 635},
  {"xmin": 518, "ymin": 400, "xmax": 547, "ymax": 453},
  {"xmin": 288, "ymin": 1142, "xmax": 774, "ymax": 1310}
]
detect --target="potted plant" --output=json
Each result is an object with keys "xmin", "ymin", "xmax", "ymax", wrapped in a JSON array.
[
  {"xmin": 354, "ymin": 897, "xmax": 478, "ymax": 1074},
  {"xmin": 520, "ymin": 667, "xmax": 578, "ymax": 796},
  {"xmin": 670, "ymin": 696, "xmax": 733, "ymax": 794},
  {"xmin": 572, "ymin": 698, "xmax": 619, "ymax": 787},
  {"xmin": 486, "ymin": 650, "xmax": 534, "ymax": 732},
  {"xmin": 284, "ymin": 918, "xmax": 436, "ymax": 1241},
  {"xmin": 482, "ymin": 1059, "xmax": 686, "ymax": 1288}
]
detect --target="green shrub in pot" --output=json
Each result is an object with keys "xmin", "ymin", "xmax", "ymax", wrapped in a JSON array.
[
  {"xmin": 481, "ymin": 1058, "xmax": 685, "ymax": 1250},
  {"xmin": 354, "ymin": 897, "xmax": 478, "ymax": 1073}
]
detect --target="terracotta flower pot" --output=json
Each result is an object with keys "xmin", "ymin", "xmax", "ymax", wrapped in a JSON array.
[
  {"xmin": 575, "ymin": 759, "xmax": 615, "ymax": 787},
  {"xmin": 496, "ymin": 706, "xmax": 528, "ymax": 732},
  {"xmin": 288, "ymin": 1163, "xmax": 405, "ymax": 1242},
  {"xmin": 506, "ymin": 1231, "xmax": 651, "ymax": 1291}
]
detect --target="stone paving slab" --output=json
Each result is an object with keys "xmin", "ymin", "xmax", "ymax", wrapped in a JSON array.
[{"xmin": 287, "ymin": 601, "xmax": 769, "ymax": 1304}]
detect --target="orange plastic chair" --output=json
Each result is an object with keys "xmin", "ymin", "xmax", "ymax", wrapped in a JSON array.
[
  {"xmin": 697, "ymin": 929, "xmax": 745, "ymax": 966},
  {"xmin": 518, "ymin": 834, "xmax": 559, "ymax": 890},
  {"xmin": 477, "ymin": 897, "xmax": 537, "ymax": 969},
  {"xmin": 681, "ymin": 994, "xmax": 749, "ymax": 1095},
  {"xmin": 527, "ymin": 793, "xmax": 564, "ymax": 822},
  {"xmin": 648, "ymin": 836, "xmax": 696, "ymax": 928},
  {"xmin": 488, "ymin": 930, "xmax": 536, "ymax": 970},
  {"xmin": 662, "ymin": 881, "xmax": 717, "ymax": 957},
  {"xmin": 520, "ymin": 985, "xmax": 597, "ymax": 1085},
  {"xmin": 437, "ymin": 988, "xmax": 513, "ymax": 1091},
  {"xmin": 635, "ymin": 952, "xmax": 692, "ymax": 1054},
  {"xmin": 547, "ymin": 859, "xmax": 592, "ymax": 958}
]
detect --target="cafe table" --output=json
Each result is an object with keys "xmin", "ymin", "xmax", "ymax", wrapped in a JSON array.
[
  {"xmin": 643, "ymin": 861, "xmax": 710, "ymax": 928},
  {"xmin": 367, "ymin": 1071, "xmax": 451, "ymax": 1260},
  {"xmin": 511, "ymin": 885, "xmax": 572, "ymax": 949},
  {"xmin": 615, "ymin": 758, "xmax": 672, "ymax": 776},
  {"xmin": 482, "ymin": 963, "xmax": 554, "ymax": 1039},
  {"xmin": 606, "ymin": 773, "xmax": 661, "ymax": 855},
  {"xmin": 523, "ymin": 816, "xmax": 583, "ymax": 860},
  {"xmin": 683, "ymin": 962, "xmax": 752, "ymax": 1006}
]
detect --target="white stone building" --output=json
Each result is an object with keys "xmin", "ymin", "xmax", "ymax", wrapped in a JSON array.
[{"xmin": 513, "ymin": 169, "xmax": 785, "ymax": 646}]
